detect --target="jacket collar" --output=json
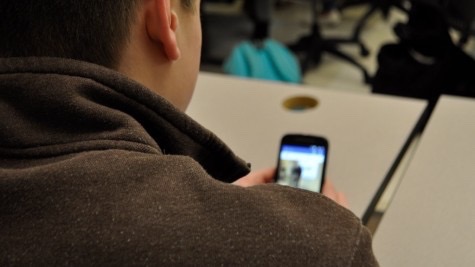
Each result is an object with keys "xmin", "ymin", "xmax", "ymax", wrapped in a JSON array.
[{"xmin": 0, "ymin": 57, "xmax": 249, "ymax": 182}]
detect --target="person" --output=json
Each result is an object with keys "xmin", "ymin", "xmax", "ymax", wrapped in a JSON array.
[
  {"xmin": 0, "ymin": 0, "xmax": 378, "ymax": 265},
  {"xmin": 244, "ymin": 0, "xmax": 273, "ymax": 40}
]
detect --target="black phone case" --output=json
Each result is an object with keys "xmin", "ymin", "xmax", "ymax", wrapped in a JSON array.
[{"xmin": 275, "ymin": 134, "xmax": 328, "ymax": 193}]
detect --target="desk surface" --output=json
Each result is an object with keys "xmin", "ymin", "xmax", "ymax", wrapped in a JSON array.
[
  {"xmin": 373, "ymin": 95, "xmax": 475, "ymax": 266},
  {"xmin": 187, "ymin": 73, "xmax": 427, "ymax": 217}
]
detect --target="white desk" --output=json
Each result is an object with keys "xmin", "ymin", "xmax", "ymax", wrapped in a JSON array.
[
  {"xmin": 374, "ymin": 95, "xmax": 475, "ymax": 266},
  {"xmin": 187, "ymin": 72, "xmax": 427, "ymax": 218}
]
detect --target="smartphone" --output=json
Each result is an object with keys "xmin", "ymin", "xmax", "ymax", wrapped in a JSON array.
[{"xmin": 275, "ymin": 134, "xmax": 328, "ymax": 193}]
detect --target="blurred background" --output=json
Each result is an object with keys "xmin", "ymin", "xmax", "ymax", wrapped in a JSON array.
[{"xmin": 199, "ymin": 0, "xmax": 475, "ymax": 97}]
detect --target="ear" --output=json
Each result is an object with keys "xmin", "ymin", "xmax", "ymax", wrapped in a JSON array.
[{"xmin": 146, "ymin": 0, "xmax": 181, "ymax": 61}]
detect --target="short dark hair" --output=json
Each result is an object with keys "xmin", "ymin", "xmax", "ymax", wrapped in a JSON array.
[{"xmin": 0, "ymin": 0, "xmax": 196, "ymax": 68}]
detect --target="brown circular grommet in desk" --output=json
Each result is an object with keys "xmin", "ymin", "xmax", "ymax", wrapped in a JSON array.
[{"xmin": 282, "ymin": 96, "xmax": 319, "ymax": 111}]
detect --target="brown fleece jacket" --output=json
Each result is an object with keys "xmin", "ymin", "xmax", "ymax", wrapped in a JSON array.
[{"xmin": 0, "ymin": 57, "xmax": 378, "ymax": 266}]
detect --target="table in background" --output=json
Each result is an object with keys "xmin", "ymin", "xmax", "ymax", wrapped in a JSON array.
[
  {"xmin": 187, "ymin": 72, "xmax": 427, "ymax": 219},
  {"xmin": 373, "ymin": 95, "xmax": 475, "ymax": 266}
]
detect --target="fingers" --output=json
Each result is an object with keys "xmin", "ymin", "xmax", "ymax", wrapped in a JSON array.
[
  {"xmin": 255, "ymin": 167, "xmax": 276, "ymax": 183},
  {"xmin": 234, "ymin": 171, "xmax": 349, "ymax": 209},
  {"xmin": 232, "ymin": 167, "xmax": 276, "ymax": 187},
  {"xmin": 335, "ymin": 191, "xmax": 349, "ymax": 209},
  {"xmin": 322, "ymin": 180, "xmax": 349, "ymax": 209}
]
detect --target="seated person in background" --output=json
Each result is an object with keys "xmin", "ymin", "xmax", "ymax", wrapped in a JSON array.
[
  {"xmin": 0, "ymin": 0, "xmax": 377, "ymax": 265},
  {"xmin": 244, "ymin": 0, "xmax": 273, "ymax": 40}
]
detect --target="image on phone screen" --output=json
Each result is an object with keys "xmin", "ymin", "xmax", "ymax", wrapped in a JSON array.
[{"xmin": 276, "ymin": 144, "xmax": 326, "ymax": 193}]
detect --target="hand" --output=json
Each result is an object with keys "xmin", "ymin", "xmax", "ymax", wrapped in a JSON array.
[
  {"xmin": 322, "ymin": 180, "xmax": 349, "ymax": 209},
  {"xmin": 233, "ymin": 170, "xmax": 349, "ymax": 209},
  {"xmin": 232, "ymin": 168, "xmax": 275, "ymax": 187}
]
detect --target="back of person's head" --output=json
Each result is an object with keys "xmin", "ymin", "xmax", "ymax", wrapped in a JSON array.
[{"xmin": 0, "ymin": 0, "xmax": 143, "ymax": 68}]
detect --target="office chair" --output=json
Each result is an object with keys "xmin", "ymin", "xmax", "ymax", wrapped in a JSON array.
[
  {"xmin": 340, "ymin": 0, "xmax": 409, "ymax": 48},
  {"xmin": 288, "ymin": 0, "xmax": 372, "ymax": 84},
  {"xmin": 372, "ymin": 0, "xmax": 475, "ymax": 104},
  {"xmin": 445, "ymin": 0, "xmax": 475, "ymax": 46},
  {"xmin": 402, "ymin": 0, "xmax": 475, "ymax": 46}
]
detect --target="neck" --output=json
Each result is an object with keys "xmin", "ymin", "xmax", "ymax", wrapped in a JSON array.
[{"xmin": 116, "ymin": 14, "xmax": 189, "ymax": 111}]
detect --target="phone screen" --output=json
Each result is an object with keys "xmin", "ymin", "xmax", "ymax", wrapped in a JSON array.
[{"xmin": 276, "ymin": 143, "xmax": 327, "ymax": 193}]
